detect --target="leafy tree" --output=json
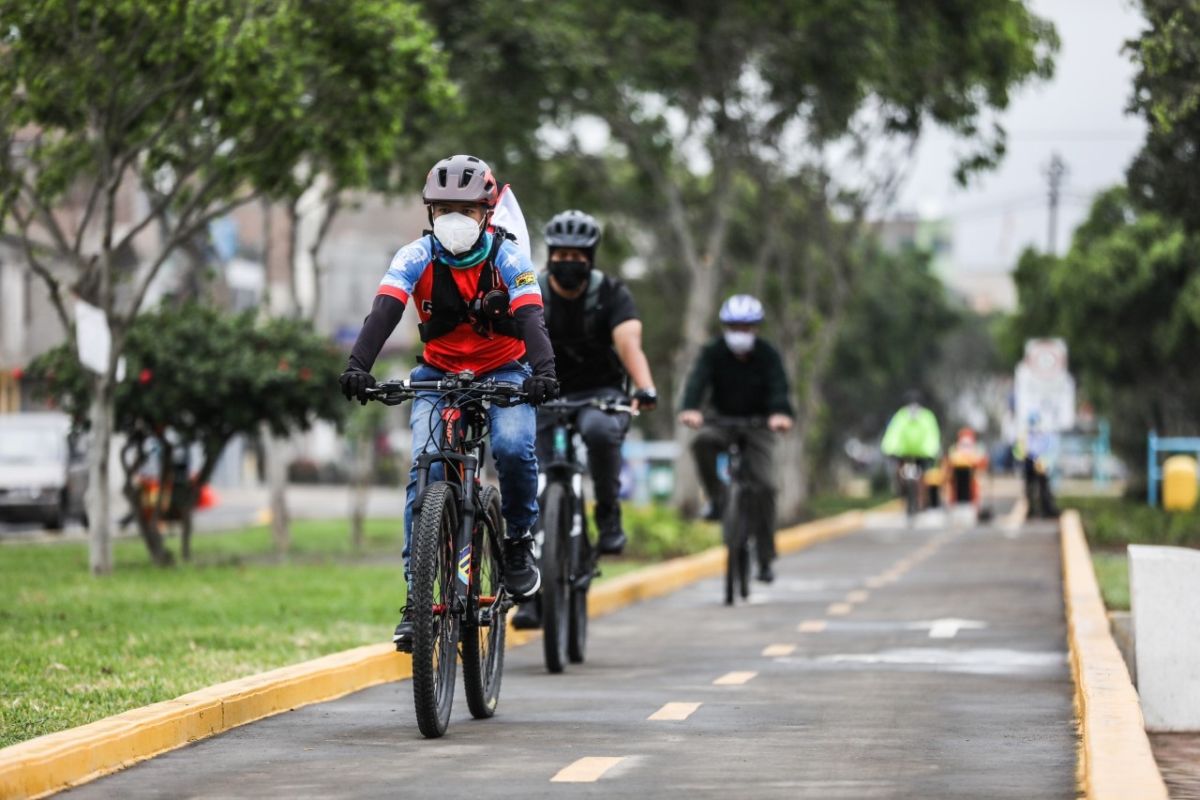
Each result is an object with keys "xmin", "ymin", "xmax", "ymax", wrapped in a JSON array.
[
  {"xmin": 1126, "ymin": 0, "xmax": 1200, "ymax": 229},
  {"xmin": 25, "ymin": 305, "xmax": 344, "ymax": 565},
  {"xmin": 413, "ymin": 0, "xmax": 1056, "ymax": 516},
  {"xmin": 0, "ymin": 0, "xmax": 449, "ymax": 573},
  {"xmin": 1007, "ymin": 187, "xmax": 1200, "ymax": 472}
]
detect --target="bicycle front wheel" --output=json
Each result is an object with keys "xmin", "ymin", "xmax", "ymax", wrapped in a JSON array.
[
  {"xmin": 410, "ymin": 482, "xmax": 460, "ymax": 739},
  {"xmin": 723, "ymin": 485, "xmax": 742, "ymax": 606},
  {"xmin": 462, "ymin": 485, "xmax": 507, "ymax": 719},
  {"xmin": 539, "ymin": 482, "xmax": 571, "ymax": 673}
]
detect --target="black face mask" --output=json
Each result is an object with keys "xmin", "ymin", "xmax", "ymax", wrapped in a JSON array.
[{"xmin": 549, "ymin": 260, "xmax": 590, "ymax": 292}]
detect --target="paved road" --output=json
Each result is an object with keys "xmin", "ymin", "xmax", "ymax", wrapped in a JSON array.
[
  {"xmin": 0, "ymin": 484, "xmax": 407, "ymax": 542},
  {"xmin": 66, "ymin": 506, "xmax": 1075, "ymax": 799}
]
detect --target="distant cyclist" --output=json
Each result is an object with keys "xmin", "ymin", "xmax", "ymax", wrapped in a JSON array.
[
  {"xmin": 881, "ymin": 391, "xmax": 942, "ymax": 500},
  {"xmin": 678, "ymin": 294, "xmax": 794, "ymax": 583},
  {"xmin": 338, "ymin": 154, "xmax": 558, "ymax": 651}
]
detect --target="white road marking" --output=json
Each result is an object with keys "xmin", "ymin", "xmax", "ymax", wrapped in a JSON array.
[
  {"xmin": 762, "ymin": 644, "xmax": 796, "ymax": 657},
  {"xmin": 827, "ymin": 602, "xmax": 853, "ymax": 616},
  {"xmin": 906, "ymin": 618, "xmax": 988, "ymax": 639},
  {"xmin": 845, "ymin": 590, "xmax": 869, "ymax": 603},
  {"xmin": 713, "ymin": 671, "xmax": 758, "ymax": 685},
  {"xmin": 798, "ymin": 619, "xmax": 827, "ymax": 633},
  {"xmin": 865, "ymin": 576, "xmax": 887, "ymax": 589},
  {"xmin": 552, "ymin": 757, "xmax": 627, "ymax": 782},
  {"xmin": 648, "ymin": 702, "xmax": 702, "ymax": 721}
]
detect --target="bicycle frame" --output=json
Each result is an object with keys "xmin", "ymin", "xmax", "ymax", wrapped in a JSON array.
[{"xmin": 370, "ymin": 373, "xmax": 525, "ymax": 621}]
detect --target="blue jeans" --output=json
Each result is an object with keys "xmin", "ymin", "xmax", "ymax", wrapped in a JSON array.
[{"xmin": 403, "ymin": 361, "xmax": 539, "ymax": 581}]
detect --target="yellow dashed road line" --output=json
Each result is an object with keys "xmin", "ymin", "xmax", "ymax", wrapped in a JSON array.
[
  {"xmin": 713, "ymin": 671, "xmax": 758, "ymax": 686},
  {"xmin": 551, "ymin": 757, "xmax": 627, "ymax": 783},
  {"xmin": 648, "ymin": 702, "xmax": 702, "ymax": 721},
  {"xmin": 762, "ymin": 644, "xmax": 796, "ymax": 657}
]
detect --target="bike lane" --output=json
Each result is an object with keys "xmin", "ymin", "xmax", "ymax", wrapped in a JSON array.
[{"xmin": 65, "ymin": 506, "xmax": 1075, "ymax": 799}]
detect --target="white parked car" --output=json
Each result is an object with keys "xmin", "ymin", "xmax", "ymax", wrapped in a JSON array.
[{"xmin": 0, "ymin": 412, "xmax": 88, "ymax": 529}]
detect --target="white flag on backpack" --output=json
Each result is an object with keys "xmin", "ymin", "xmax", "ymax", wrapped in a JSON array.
[{"xmin": 491, "ymin": 184, "xmax": 531, "ymax": 261}]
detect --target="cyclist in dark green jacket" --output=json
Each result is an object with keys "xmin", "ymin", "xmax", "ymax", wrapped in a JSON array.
[{"xmin": 678, "ymin": 294, "xmax": 794, "ymax": 582}]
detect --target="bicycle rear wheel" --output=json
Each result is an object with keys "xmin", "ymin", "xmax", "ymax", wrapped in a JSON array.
[
  {"xmin": 567, "ymin": 521, "xmax": 589, "ymax": 664},
  {"xmin": 539, "ymin": 482, "xmax": 571, "ymax": 673},
  {"xmin": 410, "ymin": 482, "xmax": 460, "ymax": 739},
  {"xmin": 462, "ymin": 485, "xmax": 506, "ymax": 719}
]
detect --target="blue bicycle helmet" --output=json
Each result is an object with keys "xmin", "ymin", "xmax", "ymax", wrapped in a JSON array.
[{"xmin": 718, "ymin": 294, "xmax": 765, "ymax": 325}]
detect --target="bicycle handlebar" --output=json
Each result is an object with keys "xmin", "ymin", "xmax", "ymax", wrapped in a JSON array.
[
  {"xmin": 705, "ymin": 415, "xmax": 770, "ymax": 429},
  {"xmin": 363, "ymin": 372, "xmax": 528, "ymax": 407},
  {"xmin": 540, "ymin": 396, "xmax": 639, "ymax": 416}
]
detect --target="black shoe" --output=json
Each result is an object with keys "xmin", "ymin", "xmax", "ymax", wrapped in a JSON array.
[
  {"xmin": 756, "ymin": 564, "xmax": 775, "ymax": 584},
  {"xmin": 504, "ymin": 532, "xmax": 541, "ymax": 599},
  {"xmin": 595, "ymin": 504, "xmax": 627, "ymax": 555},
  {"xmin": 701, "ymin": 500, "xmax": 724, "ymax": 522},
  {"xmin": 392, "ymin": 606, "xmax": 413, "ymax": 653},
  {"xmin": 512, "ymin": 597, "xmax": 541, "ymax": 630}
]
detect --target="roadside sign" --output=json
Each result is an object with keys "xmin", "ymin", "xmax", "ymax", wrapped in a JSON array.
[{"xmin": 1014, "ymin": 338, "xmax": 1075, "ymax": 433}]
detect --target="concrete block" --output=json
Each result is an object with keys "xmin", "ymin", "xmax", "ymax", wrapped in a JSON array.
[{"xmin": 1129, "ymin": 544, "xmax": 1200, "ymax": 731}]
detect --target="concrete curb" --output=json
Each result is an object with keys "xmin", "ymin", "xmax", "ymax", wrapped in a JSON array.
[
  {"xmin": 1060, "ymin": 509, "xmax": 1167, "ymax": 799},
  {"xmin": 0, "ymin": 509, "xmax": 866, "ymax": 799}
]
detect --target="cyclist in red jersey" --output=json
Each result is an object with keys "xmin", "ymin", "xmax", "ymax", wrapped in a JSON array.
[{"xmin": 339, "ymin": 154, "xmax": 557, "ymax": 651}]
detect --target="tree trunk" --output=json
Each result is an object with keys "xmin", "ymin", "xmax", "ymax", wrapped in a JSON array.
[
  {"xmin": 86, "ymin": 377, "xmax": 115, "ymax": 575},
  {"xmin": 263, "ymin": 424, "xmax": 290, "ymax": 557},
  {"xmin": 349, "ymin": 432, "xmax": 374, "ymax": 553}
]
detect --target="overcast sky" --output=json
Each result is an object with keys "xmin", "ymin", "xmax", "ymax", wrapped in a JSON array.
[{"xmin": 896, "ymin": 0, "xmax": 1148, "ymax": 272}]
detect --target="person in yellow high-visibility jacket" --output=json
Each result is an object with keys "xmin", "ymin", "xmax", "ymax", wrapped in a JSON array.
[{"xmin": 881, "ymin": 391, "xmax": 941, "ymax": 512}]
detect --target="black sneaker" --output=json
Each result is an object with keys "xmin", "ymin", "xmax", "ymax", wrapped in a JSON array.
[
  {"xmin": 504, "ymin": 532, "xmax": 541, "ymax": 599},
  {"xmin": 595, "ymin": 504, "xmax": 627, "ymax": 555},
  {"xmin": 756, "ymin": 563, "xmax": 775, "ymax": 584},
  {"xmin": 392, "ymin": 606, "xmax": 413, "ymax": 653},
  {"xmin": 512, "ymin": 596, "xmax": 542, "ymax": 629}
]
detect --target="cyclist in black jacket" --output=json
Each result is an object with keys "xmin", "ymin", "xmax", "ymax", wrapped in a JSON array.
[{"xmin": 678, "ymin": 294, "xmax": 794, "ymax": 582}]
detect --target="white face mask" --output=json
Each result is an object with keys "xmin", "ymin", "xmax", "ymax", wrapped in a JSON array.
[
  {"xmin": 432, "ymin": 212, "xmax": 484, "ymax": 255},
  {"xmin": 724, "ymin": 330, "xmax": 756, "ymax": 355}
]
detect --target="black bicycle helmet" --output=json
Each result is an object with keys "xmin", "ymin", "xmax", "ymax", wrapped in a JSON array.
[{"xmin": 544, "ymin": 209, "xmax": 601, "ymax": 250}]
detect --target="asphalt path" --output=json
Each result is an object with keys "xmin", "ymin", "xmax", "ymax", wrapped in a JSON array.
[{"xmin": 66, "ymin": 504, "xmax": 1075, "ymax": 799}]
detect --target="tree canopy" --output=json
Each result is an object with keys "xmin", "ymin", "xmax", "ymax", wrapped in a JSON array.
[{"xmin": 26, "ymin": 304, "xmax": 344, "ymax": 564}]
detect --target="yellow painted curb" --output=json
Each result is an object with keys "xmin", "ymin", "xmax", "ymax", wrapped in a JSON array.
[
  {"xmin": 1060, "ymin": 509, "xmax": 1167, "ymax": 800},
  {"xmin": 0, "ymin": 509, "xmax": 866, "ymax": 798},
  {"xmin": 0, "ymin": 643, "xmax": 409, "ymax": 800}
]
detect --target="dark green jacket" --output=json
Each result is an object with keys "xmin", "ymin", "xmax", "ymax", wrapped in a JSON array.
[{"xmin": 680, "ymin": 337, "xmax": 794, "ymax": 417}]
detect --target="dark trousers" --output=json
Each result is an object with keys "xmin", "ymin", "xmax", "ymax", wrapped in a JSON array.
[
  {"xmin": 536, "ymin": 387, "xmax": 630, "ymax": 519},
  {"xmin": 1023, "ymin": 458, "xmax": 1059, "ymax": 518},
  {"xmin": 691, "ymin": 424, "xmax": 777, "ymax": 564}
]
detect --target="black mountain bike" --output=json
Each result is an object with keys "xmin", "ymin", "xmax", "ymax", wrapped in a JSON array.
[
  {"xmin": 535, "ymin": 396, "xmax": 635, "ymax": 673},
  {"xmin": 709, "ymin": 417, "xmax": 772, "ymax": 606},
  {"xmin": 897, "ymin": 457, "xmax": 925, "ymax": 522},
  {"xmin": 365, "ymin": 371, "xmax": 526, "ymax": 738}
]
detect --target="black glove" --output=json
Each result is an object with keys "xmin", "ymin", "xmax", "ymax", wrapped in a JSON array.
[
  {"xmin": 339, "ymin": 368, "xmax": 376, "ymax": 404},
  {"xmin": 633, "ymin": 387, "xmax": 658, "ymax": 411},
  {"xmin": 522, "ymin": 375, "xmax": 559, "ymax": 406}
]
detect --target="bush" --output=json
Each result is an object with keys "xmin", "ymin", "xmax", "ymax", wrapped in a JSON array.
[
  {"xmin": 1065, "ymin": 496, "xmax": 1200, "ymax": 549},
  {"xmin": 622, "ymin": 504, "xmax": 721, "ymax": 560}
]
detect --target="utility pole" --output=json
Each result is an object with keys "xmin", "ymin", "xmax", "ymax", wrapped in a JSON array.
[{"xmin": 1044, "ymin": 152, "xmax": 1067, "ymax": 255}]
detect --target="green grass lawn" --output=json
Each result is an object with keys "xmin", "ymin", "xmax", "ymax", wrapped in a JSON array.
[
  {"xmin": 0, "ymin": 519, "xmax": 410, "ymax": 749},
  {"xmin": 0, "ymin": 517, "xmax": 657, "ymax": 749},
  {"xmin": 1092, "ymin": 552, "xmax": 1130, "ymax": 611}
]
